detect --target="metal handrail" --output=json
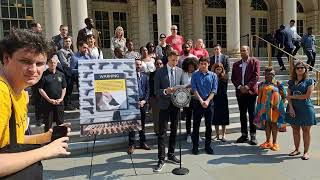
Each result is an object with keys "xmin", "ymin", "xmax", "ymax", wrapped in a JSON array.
[
  {"xmin": 250, "ymin": 34, "xmax": 320, "ymax": 105},
  {"xmin": 250, "ymin": 34, "xmax": 320, "ymax": 73}
]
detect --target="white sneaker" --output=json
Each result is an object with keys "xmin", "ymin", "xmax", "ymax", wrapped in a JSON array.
[
  {"xmin": 199, "ymin": 136, "xmax": 203, "ymax": 142},
  {"xmin": 186, "ymin": 135, "xmax": 192, "ymax": 143}
]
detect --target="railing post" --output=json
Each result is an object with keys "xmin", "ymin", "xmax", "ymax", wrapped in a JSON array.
[
  {"xmin": 267, "ymin": 43, "xmax": 272, "ymax": 67},
  {"xmin": 317, "ymin": 71, "xmax": 320, "ymax": 105},
  {"xmin": 288, "ymin": 56, "xmax": 293, "ymax": 76}
]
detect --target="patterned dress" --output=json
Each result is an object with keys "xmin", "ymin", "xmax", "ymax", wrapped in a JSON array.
[{"xmin": 254, "ymin": 79, "xmax": 286, "ymax": 129}]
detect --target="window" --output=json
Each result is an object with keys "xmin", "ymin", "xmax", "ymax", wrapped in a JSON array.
[
  {"xmin": 206, "ymin": 0, "xmax": 226, "ymax": 8},
  {"xmin": 171, "ymin": 14, "xmax": 180, "ymax": 35},
  {"xmin": 216, "ymin": 17, "xmax": 226, "ymax": 48},
  {"xmin": 0, "ymin": 0, "xmax": 33, "ymax": 37},
  {"xmin": 205, "ymin": 16, "xmax": 214, "ymax": 48},
  {"xmin": 251, "ymin": 0, "xmax": 268, "ymax": 11},
  {"xmin": 152, "ymin": 14, "xmax": 158, "ymax": 45},
  {"xmin": 95, "ymin": 11, "xmax": 110, "ymax": 48},
  {"xmin": 152, "ymin": 0, "xmax": 180, "ymax": 6},
  {"xmin": 297, "ymin": 20, "xmax": 303, "ymax": 37},
  {"xmin": 113, "ymin": 12, "xmax": 127, "ymax": 37},
  {"xmin": 251, "ymin": 17, "xmax": 268, "ymax": 47},
  {"xmin": 297, "ymin": 1, "xmax": 304, "ymax": 13}
]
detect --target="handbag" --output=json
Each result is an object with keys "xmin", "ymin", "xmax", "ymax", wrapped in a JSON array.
[{"xmin": 0, "ymin": 104, "xmax": 43, "ymax": 180}]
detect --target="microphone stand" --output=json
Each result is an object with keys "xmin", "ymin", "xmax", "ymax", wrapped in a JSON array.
[{"xmin": 172, "ymin": 108, "xmax": 189, "ymax": 175}]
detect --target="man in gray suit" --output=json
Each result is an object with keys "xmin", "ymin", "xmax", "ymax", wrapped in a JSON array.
[
  {"xmin": 209, "ymin": 44, "xmax": 230, "ymax": 74},
  {"xmin": 153, "ymin": 50, "xmax": 183, "ymax": 172},
  {"xmin": 52, "ymin": 25, "xmax": 69, "ymax": 50}
]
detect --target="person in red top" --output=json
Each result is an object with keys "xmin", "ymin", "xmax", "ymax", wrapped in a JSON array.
[
  {"xmin": 190, "ymin": 39, "xmax": 209, "ymax": 59},
  {"xmin": 166, "ymin": 25, "xmax": 184, "ymax": 54}
]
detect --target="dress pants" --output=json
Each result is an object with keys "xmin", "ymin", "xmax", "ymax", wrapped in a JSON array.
[
  {"xmin": 43, "ymin": 103, "xmax": 64, "ymax": 132},
  {"xmin": 158, "ymin": 103, "xmax": 179, "ymax": 160},
  {"xmin": 237, "ymin": 95, "xmax": 257, "ymax": 137},
  {"xmin": 183, "ymin": 98, "xmax": 194, "ymax": 135},
  {"xmin": 192, "ymin": 100, "xmax": 213, "ymax": 148},
  {"xmin": 292, "ymin": 40, "xmax": 301, "ymax": 56},
  {"xmin": 129, "ymin": 106, "xmax": 146, "ymax": 146},
  {"xmin": 277, "ymin": 47, "xmax": 293, "ymax": 67},
  {"xmin": 305, "ymin": 50, "xmax": 316, "ymax": 68}
]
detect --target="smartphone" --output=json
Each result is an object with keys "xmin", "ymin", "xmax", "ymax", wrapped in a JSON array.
[{"xmin": 51, "ymin": 126, "xmax": 68, "ymax": 142}]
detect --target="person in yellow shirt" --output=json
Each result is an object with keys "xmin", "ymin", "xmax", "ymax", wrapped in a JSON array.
[{"xmin": 0, "ymin": 28, "xmax": 71, "ymax": 177}]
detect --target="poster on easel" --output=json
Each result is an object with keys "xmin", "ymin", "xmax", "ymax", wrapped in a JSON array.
[{"xmin": 78, "ymin": 59, "xmax": 141, "ymax": 136}]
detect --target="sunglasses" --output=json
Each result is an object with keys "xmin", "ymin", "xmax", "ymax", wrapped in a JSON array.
[
  {"xmin": 295, "ymin": 66, "xmax": 305, "ymax": 70},
  {"xmin": 156, "ymin": 63, "xmax": 163, "ymax": 65}
]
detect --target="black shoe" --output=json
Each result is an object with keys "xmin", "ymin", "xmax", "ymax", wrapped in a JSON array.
[
  {"xmin": 205, "ymin": 146, "xmax": 214, "ymax": 155},
  {"xmin": 140, "ymin": 143, "xmax": 151, "ymax": 150},
  {"xmin": 153, "ymin": 160, "xmax": 165, "ymax": 172},
  {"xmin": 280, "ymin": 66, "xmax": 286, "ymax": 71},
  {"xmin": 236, "ymin": 136, "xmax": 249, "ymax": 143},
  {"xmin": 249, "ymin": 136, "xmax": 258, "ymax": 145},
  {"xmin": 192, "ymin": 148, "xmax": 199, "ymax": 155},
  {"xmin": 167, "ymin": 155, "xmax": 180, "ymax": 164}
]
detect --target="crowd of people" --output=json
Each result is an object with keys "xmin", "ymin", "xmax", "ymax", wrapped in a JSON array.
[{"xmin": 0, "ymin": 16, "xmax": 318, "ymax": 177}]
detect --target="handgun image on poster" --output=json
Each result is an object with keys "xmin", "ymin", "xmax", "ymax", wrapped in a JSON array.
[{"xmin": 78, "ymin": 59, "xmax": 141, "ymax": 136}]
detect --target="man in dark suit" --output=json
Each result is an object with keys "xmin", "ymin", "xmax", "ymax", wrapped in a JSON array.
[
  {"xmin": 209, "ymin": 44, "xmax": 230, "ymax": 73},
  {"xmin": 231, "ymin": 46, "xmax": 260, "ymax": 145},
  {"xmin": 52, "ymin": 25, "xmax": 69, "ymax": 50},
  {"xmin": 153, "ymin": 50, "xmax": 183, "ymax": 172},
  {"xmin": 127, "ymin": 59, "xmax": 151, "ymax": 154},
  {"xmin": 77, "ymin": 17, "xmax": 101, "ymax": 49},
  {"xmin": 275, "ymin": 25, "xmax": 294, "ymax": 71}
]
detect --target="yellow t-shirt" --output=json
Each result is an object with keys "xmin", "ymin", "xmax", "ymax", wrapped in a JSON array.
[{"xmin": 0, "ymin": 76, "xmax": 28, "ymax": 148}]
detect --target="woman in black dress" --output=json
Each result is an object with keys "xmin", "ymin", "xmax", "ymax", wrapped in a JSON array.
[{"xmin": 211, "ymin": 63, "xmax": 229, "ymax": 142}]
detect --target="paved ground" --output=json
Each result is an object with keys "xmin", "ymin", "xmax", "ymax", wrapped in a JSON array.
[{"xmin": 43, "ymin": 124, "xmax": 320, "ymax": 180}]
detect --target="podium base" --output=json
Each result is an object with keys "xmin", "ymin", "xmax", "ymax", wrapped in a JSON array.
[{"xmin": 172, "ymin": 167, "xmax": 189, "ymax": 175}]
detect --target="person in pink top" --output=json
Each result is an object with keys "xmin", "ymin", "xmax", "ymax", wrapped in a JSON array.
[
  {"xmin": 190, "ymin": 39, "xmax": 209, "ymax": 59},
  {"xmin": 166, "ymin": 25, "xmax": 184, "ymax": 54}
]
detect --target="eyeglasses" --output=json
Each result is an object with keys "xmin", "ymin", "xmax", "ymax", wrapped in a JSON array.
[
  {"xmin": 296, "ymin": 66, "xmax": 305, "ymax": 70},
  {"xmin": 156, "ymin": 63, "xmax": 163, "ymax": 65}
]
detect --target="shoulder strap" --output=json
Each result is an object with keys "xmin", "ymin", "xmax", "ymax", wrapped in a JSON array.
[{"xmin": 9, "ymin": 102, "xmax": 17, "ymax": 145}]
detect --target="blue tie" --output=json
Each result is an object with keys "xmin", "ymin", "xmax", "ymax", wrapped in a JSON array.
[{"xmin": 170, "ymin": 68, "xmax": 175, "ymax": 87}]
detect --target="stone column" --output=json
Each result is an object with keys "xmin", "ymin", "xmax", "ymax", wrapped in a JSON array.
[
  {"xmin": 157, "ymin": 0, "xmax": 172, "ymax": 36},
  {"xmin": 45, "ymin": 0, "xmax": 62, "ymax": 39},
  {"xmin": 192, "ymin": 0, "xmax": 204, "ymax": 40},
  {"xmin": 283, "ymin": 0, "xmax": 297, "ymax": 25},
  {"xmin": 226, "ymin": 0, "xmax": 240, "ymax": 56},
  {"xmin": 240, "ymin": 0, "xmax": 251, "ymax": 45},
  {"xmin": 70, "ymin": 0, "xmax": 88, "ymax": 48},
  {"xmin": 138, "ymin": 0, "xmax": 150, "ymax": 46}
]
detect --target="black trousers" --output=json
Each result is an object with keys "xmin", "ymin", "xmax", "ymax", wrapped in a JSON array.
[
  {"xmin": 305, "ymin": 50, "xmax": 316, "ymax": 68},
  {"xmin": 292, "ymin": 40, "xmax": 301, "ymax": 56},
  {"xmin": 183, "ymin": 99, "xmax": 194, "ymax": 135},
  {"xmin": 43, "ymin": 103, "xmax": 64, "ymax": 132},
  {"xmin": 64, "ymin": 75, "xmax": 74, "ymax": 107},
  {"xmin": 192, "ymin": 101, "xmax": 213, "ymax": 148},
  {"xmin": 128, "ymin": 106, "xmax": 146, "ymax": 146},
  {"xmin": 277, "ymin": 47, "xmax": 293, "ymax": 67},
  {"xmin": 237, "ymin": 95, "xmax": 257, "ymax": 137},
  {"xmin": 158, "ymin": 103, "xmax": 179, "ymax": 160}
]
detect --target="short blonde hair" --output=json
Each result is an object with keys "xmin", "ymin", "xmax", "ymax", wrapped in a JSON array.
[{"xmin": 114, "ymin": 26, "xmax": 124, "ymax": 38}]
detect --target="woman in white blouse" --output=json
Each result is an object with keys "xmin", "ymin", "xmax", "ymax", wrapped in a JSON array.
[
  {"xmin": 111, "ymin": 26, "xmax": 127, "ymax": 56},
  {"xmin": 86, "ymin": 34, "xmax": 103, "ymax": 59},
  {"xmin": 140, "ymin": 46, "xmax": 156, "ymax": 73}
]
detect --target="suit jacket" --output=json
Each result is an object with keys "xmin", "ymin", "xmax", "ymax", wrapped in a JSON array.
[
  {"xmin": 154, "ymin": 66, "xmax": 183, "ymax": 109},
  {"xmin": 137, "ymin": 72, "xmax": 150, "ymax": 103},
  {"xmin": 231, "ymin": 57, "xmax": 260, "ymax": 96},
  {"xmin": 77, "ymin": 28, "xmax": 101, "ymax": 49},
  {"xmin": 209, "ymin": 54, "xmax": 230, "ymax": 73},
  {"xmin": 52, "ymin": 34, "xmax": 64, "ymax": 50}
]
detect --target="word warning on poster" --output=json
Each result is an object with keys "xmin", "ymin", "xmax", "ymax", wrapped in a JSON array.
[{"xmin": 78, "ymin": 59, "xmax": 141, "ymax": 136}]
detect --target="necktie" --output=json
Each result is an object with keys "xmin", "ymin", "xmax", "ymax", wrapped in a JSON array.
[
  {"xmin": 216, "ymin": 56, "xmax": 219, "ymax": 63},
  {"xmin": 170, "ymin": 68, "xmax": 175, "ymax": 87}
]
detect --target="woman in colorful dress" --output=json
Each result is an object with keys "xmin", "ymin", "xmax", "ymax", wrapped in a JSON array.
[
  {"xmin": 255, "ymin": 67, "xmax": 286, "ymax": 151},
  {"xmin": 211, "ymin": 63, "xmax": 229, "ymax": 142},
  {"xmin": 286, "ymin": 62, "xmax": 316, "ymax": 160}
]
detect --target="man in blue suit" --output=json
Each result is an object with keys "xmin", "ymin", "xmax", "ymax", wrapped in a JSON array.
[
  {"xmin": 276, "ymin": 25, "xmax": 294, "ymax": 71},
  {"xmin": 127, "ymin": 59, "xmax": 151, "ymax": 154}
]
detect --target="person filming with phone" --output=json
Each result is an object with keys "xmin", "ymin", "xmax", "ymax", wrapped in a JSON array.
[{"xmin": 0, "ymin": 29, "xmax": 71, "ymax": 179}]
